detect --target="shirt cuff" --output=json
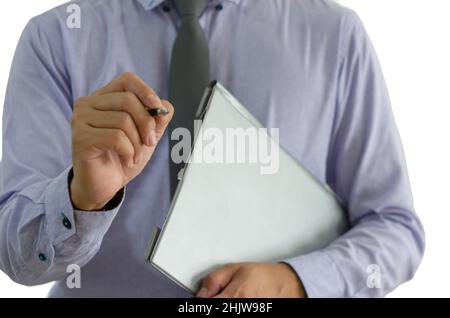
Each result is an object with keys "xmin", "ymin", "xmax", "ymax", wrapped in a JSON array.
[
  {"xmin": 43, "ymin": 166, "xmax": 125, "ymax": 245},
  {"xmin": 282, "ymin": 250, "xmax": 346, "ymax": 298}
]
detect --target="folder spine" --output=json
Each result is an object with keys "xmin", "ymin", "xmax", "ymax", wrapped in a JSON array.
[{"xmin": 144, "ymin": 227, "xmax": 161, "ymax": 263}]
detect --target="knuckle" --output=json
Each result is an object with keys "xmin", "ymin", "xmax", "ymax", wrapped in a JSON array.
[
  {"xmin": 224, "ymin": 263, "xmax": 237, "ymax": 270},
  {"xmin": 117, "ymin": 112, "xmax": 131, "ymax": 128},
  {"xmin": 120, "ymin": 92, "xmax": 137, "ymax": 108},
  {"xmin": 121, "ymin": 72, "xmax": 135, "ymax": 82},
  {"xmin": 73, "ymin": 96, "xmax": 88, "ymax": 111},
  {"xmin": 121, "ymin": 71, "xmax": 133, "ymax": 79},
  {"xmin": 112, "ymin": 129, "xmax": 125, "ymax": 142},
  {"xmin": 113, "ymin": 131, "xmax": 133, "ymax": 154},
  {"xmin": 245, "ymin": 265, "xmax": 259, "ymax": 276},
  {"xmin": 71, "ymin": 111, "xmax": 84, "ymax": 129},
  {"xmin": 203, "ymin": 274, "xmax": 217, "ymax": 287},
  {"xmin": 72, "ymin": 126, "xmax": 88, "ymax": 150}
]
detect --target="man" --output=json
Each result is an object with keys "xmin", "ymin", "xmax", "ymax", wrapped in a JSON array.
[{"xmin": 0, "ymin": 0, "xmax": 424, "ymax": 297}]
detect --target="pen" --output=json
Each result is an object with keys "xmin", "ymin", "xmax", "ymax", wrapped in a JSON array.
[{"xmin": 146, "ymin": 107, "xmax": 170, "ymax": 117}]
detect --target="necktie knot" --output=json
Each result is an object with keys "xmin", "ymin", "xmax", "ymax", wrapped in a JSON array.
[{"xmin": 174, "ymin": 0, "xmax": 208, "ymax": 18}]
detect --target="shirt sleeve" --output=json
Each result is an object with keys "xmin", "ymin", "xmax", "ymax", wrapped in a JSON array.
[
  {"xmin": 0, "ymin": 18, "xmax": 124, "ymax": 286},
  {"xmin": 283, "ymin": 10, "xmax": 425, "ymax": 298}
]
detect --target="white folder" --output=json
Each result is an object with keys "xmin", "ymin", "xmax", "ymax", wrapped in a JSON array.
[{"xmin": 145, "ymin": 82, "xmax": 348, "ymax": 294}]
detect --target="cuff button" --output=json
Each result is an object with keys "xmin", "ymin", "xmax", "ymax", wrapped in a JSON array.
[
  {"xmin": 61, "ymin": 213, "xmax": 72, "ymax": 230},
  {"xmin": 38, "ymin": 252, "xmax": 47, "ymax": 262}
]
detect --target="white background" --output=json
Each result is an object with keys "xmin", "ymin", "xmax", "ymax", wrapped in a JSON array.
[{"xmin": 0, "ymin": 0, "xmax": 449, "ymax": 298}]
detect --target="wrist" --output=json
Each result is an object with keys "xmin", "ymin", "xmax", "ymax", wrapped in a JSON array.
[
  {"xmin": 70, "ymin": 180, "xmax": 109, "ymax": 211},
  {"xmin": 68, "ymin": 169, "xmax": 111, "ymax": 211},
  {"xmin": 277, "ymin": 262, "xmax": 307, "ymax": 298}
]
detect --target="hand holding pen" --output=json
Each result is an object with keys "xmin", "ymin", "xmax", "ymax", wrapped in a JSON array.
[{"xmin": 70, "ymin": 72, "xmax": 174, "ymax": 211}]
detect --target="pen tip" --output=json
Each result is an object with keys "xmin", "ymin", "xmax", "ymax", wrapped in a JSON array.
[{"xmin": 147, "ymin": 107, "xmax": 169, "ymax": 117}]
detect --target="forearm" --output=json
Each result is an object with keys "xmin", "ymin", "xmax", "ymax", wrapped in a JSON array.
[
  {"xmin": 284, "ymin": 208, "xmax": 425, "ymax": 297},
  {"xmin": 0, "ymin": 167, "xmax": 124, "ymax": 286}
]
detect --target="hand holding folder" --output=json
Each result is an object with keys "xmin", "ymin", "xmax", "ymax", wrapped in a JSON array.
[{"xmin": 145, "ymin": 82, "xmax": 348, "ymax": 294}]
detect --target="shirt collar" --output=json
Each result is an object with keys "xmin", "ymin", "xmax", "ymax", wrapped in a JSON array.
[{"xmin": 137, "ymin": 0, "xmax": 240, "ymax": 11}]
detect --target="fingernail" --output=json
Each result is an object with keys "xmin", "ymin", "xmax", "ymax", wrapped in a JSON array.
[
  {"xmin": 146, "ymin": 95, "xmax": 155, "ymax": 106},
  {"xmin": 147, "ymin": 94, "xmax": 161, "ymax": 108},
  {"xmin": 127, "ymin": 159, "xmax": 134, "ymax": 168},
  {"xmin": 197, "ymin": 287, "xmax": 208, "ymax": 298},
  {"xmin": 150, "ymin": 130, "xmax": 157, "ymax": 146},
  {"xmin": 146, "ymin": 132, "xmax": 155, "ymax": 147}
]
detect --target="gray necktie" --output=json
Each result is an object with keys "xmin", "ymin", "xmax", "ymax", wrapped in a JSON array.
[{"xmin": 169, "ymin": 0, "xmax": 210, "ymax": 196}]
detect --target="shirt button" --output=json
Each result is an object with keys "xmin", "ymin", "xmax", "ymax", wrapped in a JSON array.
[
  {"xmin": 215, "ymin": 4, "xmax": 223, "ymax": 11},
  {"xmin": 162, "ymin": 5, "xmax": 171, "ymax": 12},
  {"xmin": 61, "ymin": 213, "xmax": 72, "ymax": 230},
  {"xmin": 38, "ymin": 252, "xmax": 47, "ymax": 262}
]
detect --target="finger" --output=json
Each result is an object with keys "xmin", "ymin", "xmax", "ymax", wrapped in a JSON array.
[
  {"xmin": 86, "ymin": 110, "xmax": 144, "ymax": 164},
  {"xmin": 89, "ymin": 92, "xmax": 157, "ymax": 147},
  {"xmin": 212, "ymin": 278, "xmax": 241, "ymax": 298},
  {"xmin": 154, "ymin": 100, "xmax": 174, "ymax": 140},
  {"xmin": 212, "ymin": 292, "xmax": 231, "ymax": 298},
  {"xmin": 197, "ymin": 263, "xmax": 242, "ymax": 298},
  {"xmin": 93, "ymin": 72, "xmax": 162, "ymax": 110},
  {"xmin": 86, "ymin": 126, "xmax": 135, "ymax": 168}
]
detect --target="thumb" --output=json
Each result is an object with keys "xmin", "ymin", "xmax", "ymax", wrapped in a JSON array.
[
  {"xmin": 197, "ymin": 263, "xmax": 243, "ymax": 298},
  {"xmin": 154, "ymin": 99, "xmax": 174, "ymax": 140}
]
